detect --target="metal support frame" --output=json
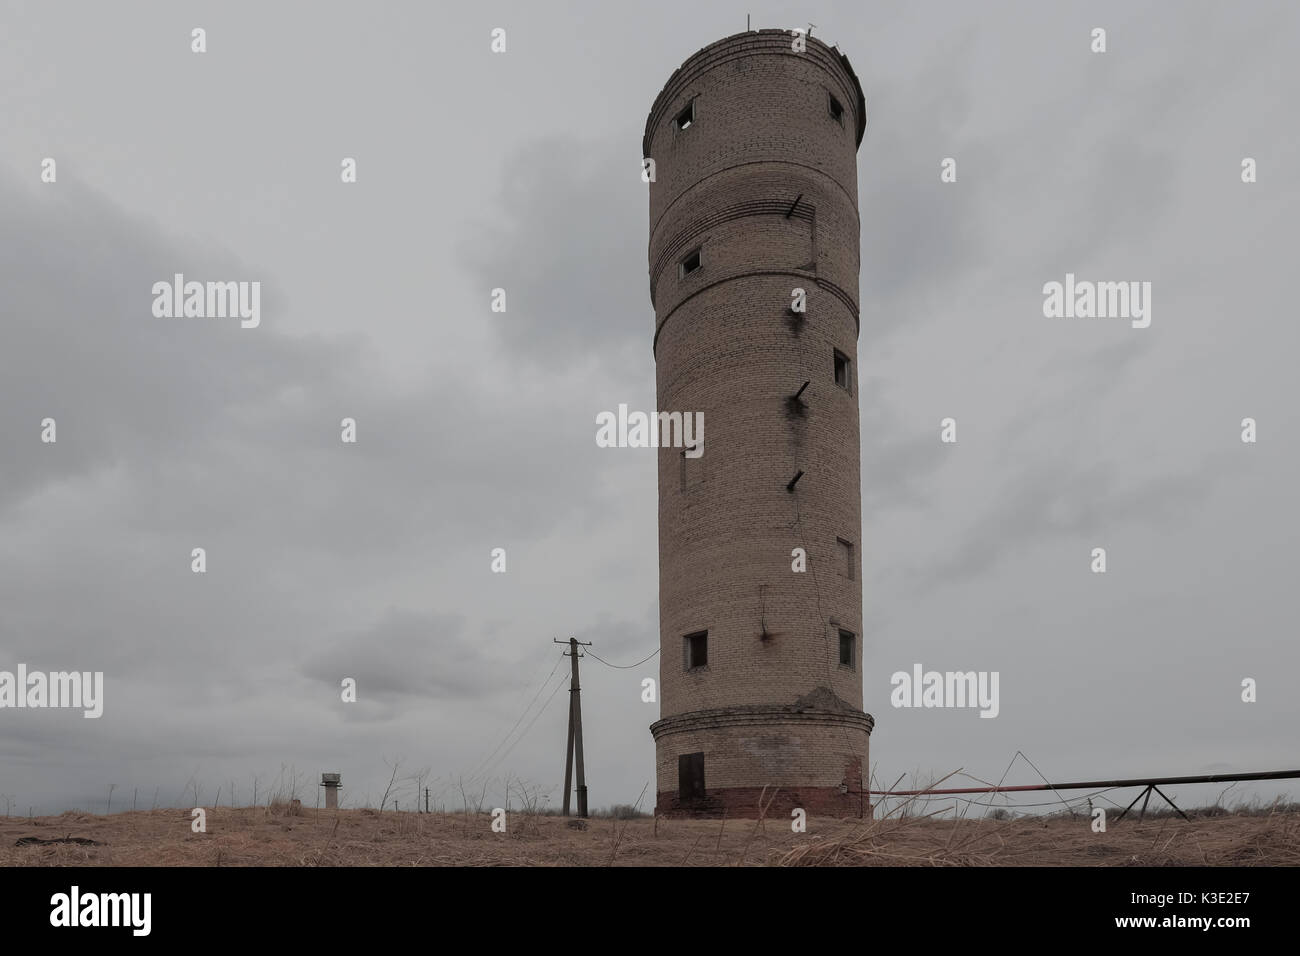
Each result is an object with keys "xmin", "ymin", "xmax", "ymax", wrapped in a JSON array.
[{"xmin": 870, "ymin": 767, "xmax": 1300, "ymax": 821}]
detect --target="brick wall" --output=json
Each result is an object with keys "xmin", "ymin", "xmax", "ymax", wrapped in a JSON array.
[
  {"xmin": 651, "ymin": 709, "xmax": 874, "ymax": 818},
  {"xmin": 645, "ymin": 30, "xmax": 872, "ymax": 817}
]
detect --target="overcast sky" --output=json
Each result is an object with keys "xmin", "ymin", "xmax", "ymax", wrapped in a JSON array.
[{"xmin": 1, "ymin": 0, "xmax": 1297, "ymax": 818}]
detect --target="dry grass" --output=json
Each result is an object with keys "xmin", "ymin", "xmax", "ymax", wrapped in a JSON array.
[
  {"xmin": 778, "ymin": 808, "xmax": 1300, "ymax": 866},
  {"xmin": 0, "ymin": 804, "xmax": 1296, "ymax": 866}
]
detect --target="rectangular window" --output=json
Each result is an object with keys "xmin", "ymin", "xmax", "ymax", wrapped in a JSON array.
[
  {"xmin": 679, "ymin": 247, "xmax": 701, "ymax": 278},
  {"xmin": 675, "ymin": 101, "xmax": 695, "ymax": 130},
  {"xmin": 684, "ymin": 630, "xmax": 708, "ymax": 670},
  {"xmin": 837, "ymin": 537, "xmax": 854, "ymax": 579},
  {"xmin": 678, "ymin": 752, "xmax": 706, "ymax": 800},
  {"xmin": 839, "ymin": 629, "xmax": 855, "ymax": 668},
  {"xmin": 833, "ymin": 349, "xmax": 851, "ymax": 391},
  {"xmin": 828, "ymin": 93, "xmax": 844, "ymax": 126}
]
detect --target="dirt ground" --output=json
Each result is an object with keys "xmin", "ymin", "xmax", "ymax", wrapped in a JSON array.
[{"xmin": 2, "ymin": 805, "xmax": 1297, "ymax": 866}]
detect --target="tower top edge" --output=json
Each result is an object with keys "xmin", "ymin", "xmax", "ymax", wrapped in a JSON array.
[{"xmin": 642, "ymin": 29, "xmax": 867, "ymax": 156}]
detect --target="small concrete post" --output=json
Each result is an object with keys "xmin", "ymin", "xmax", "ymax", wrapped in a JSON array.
[{"xmin": 321, "ymin": 772, "xmax": 341, "ymax": 809}]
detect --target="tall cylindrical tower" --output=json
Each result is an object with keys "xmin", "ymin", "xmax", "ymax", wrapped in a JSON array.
[{"xmin": 646, "ymin": 30, "xmax": 873, "ymax": 818}]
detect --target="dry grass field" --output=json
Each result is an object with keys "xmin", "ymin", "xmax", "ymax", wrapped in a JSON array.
[{"xmin": 2, "ymin": 803, "xmax": 1298, "ymax": 866}]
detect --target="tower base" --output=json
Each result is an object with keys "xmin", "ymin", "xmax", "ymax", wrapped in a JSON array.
[
  {"xmin": 655, "ymin": 785, "xmax": 872, "ymax": 820},
  {"xmin": 650, "ymin": 704, "xmax": 874, "ymax": 819}
]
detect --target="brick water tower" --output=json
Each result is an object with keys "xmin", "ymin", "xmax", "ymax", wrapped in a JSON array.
[{"xmin": 645, "ymin": 30, "xmax": 874, "ymax": 817}]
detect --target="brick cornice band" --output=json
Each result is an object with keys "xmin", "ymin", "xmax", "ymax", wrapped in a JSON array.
[{"xmin": 650, "ymin": 706, "xmax": 876, "ymax": 740}]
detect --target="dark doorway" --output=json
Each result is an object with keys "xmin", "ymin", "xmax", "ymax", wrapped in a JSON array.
[{"xmin": 678, "ymin": 751, "xmax": 706, "ymax": 800}]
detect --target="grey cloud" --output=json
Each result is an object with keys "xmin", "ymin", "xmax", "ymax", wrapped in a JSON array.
[
  {"xmin": 905, "ymin": 457, "xmax": 1226, "ymax": 592},
  {"xmin": 461, "ymin": 135, "xmax": 652, "ymax": 367},
  {"xmin": 301, "ymin": 609, "xmax": 497, "ymax": 701}
]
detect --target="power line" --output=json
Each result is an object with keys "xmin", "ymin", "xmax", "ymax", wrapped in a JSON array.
[
  {"xmin": 478, "ymin": 674, "xmax": 569, "ymax": 783},
  {"xmin": 464, "ymin": 651, "xmax": 566, "ymax": 783},
  {"xmin": 584, "ymin": 647, "xmax": 660, "ymax": 669}
]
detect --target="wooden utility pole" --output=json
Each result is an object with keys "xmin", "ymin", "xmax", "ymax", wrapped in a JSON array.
[{"xmin": 556, "ymin": 637, "xmax": 592, "ymax": 817}]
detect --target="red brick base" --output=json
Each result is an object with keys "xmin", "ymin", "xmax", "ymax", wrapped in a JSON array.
[{"xmin": 655, "ymin": 785, "xmax": 872, "ymax": 820}]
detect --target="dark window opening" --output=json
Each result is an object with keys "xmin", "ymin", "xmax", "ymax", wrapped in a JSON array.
[
  {"xmin": 678, "ymin": 752, "xmax": 706, "ymax": 800},
  {"xmin": 680, "ymin": 248, "xmax": 701, "ymax": 278},
  {"xmin": 833, "ymin": 350, "xmax": 851, "ymax": 391},
  {"xmin": 685, "ymin": 630, "xmax": 708, "ymax": 670},
  {"xmin": 828, "ymin": 93, "xmax": 844, "ymax": 125},
  {"xmin": 839, "ymin": 629, "xmax": 855, "ymax": 668},
  {"xmin": 837, "ymin": 537, "xmax": 855, "ymax": 579},
  {"xmin": 675, "ymin": 101, "xmax": 695, "ymax": 130}
]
